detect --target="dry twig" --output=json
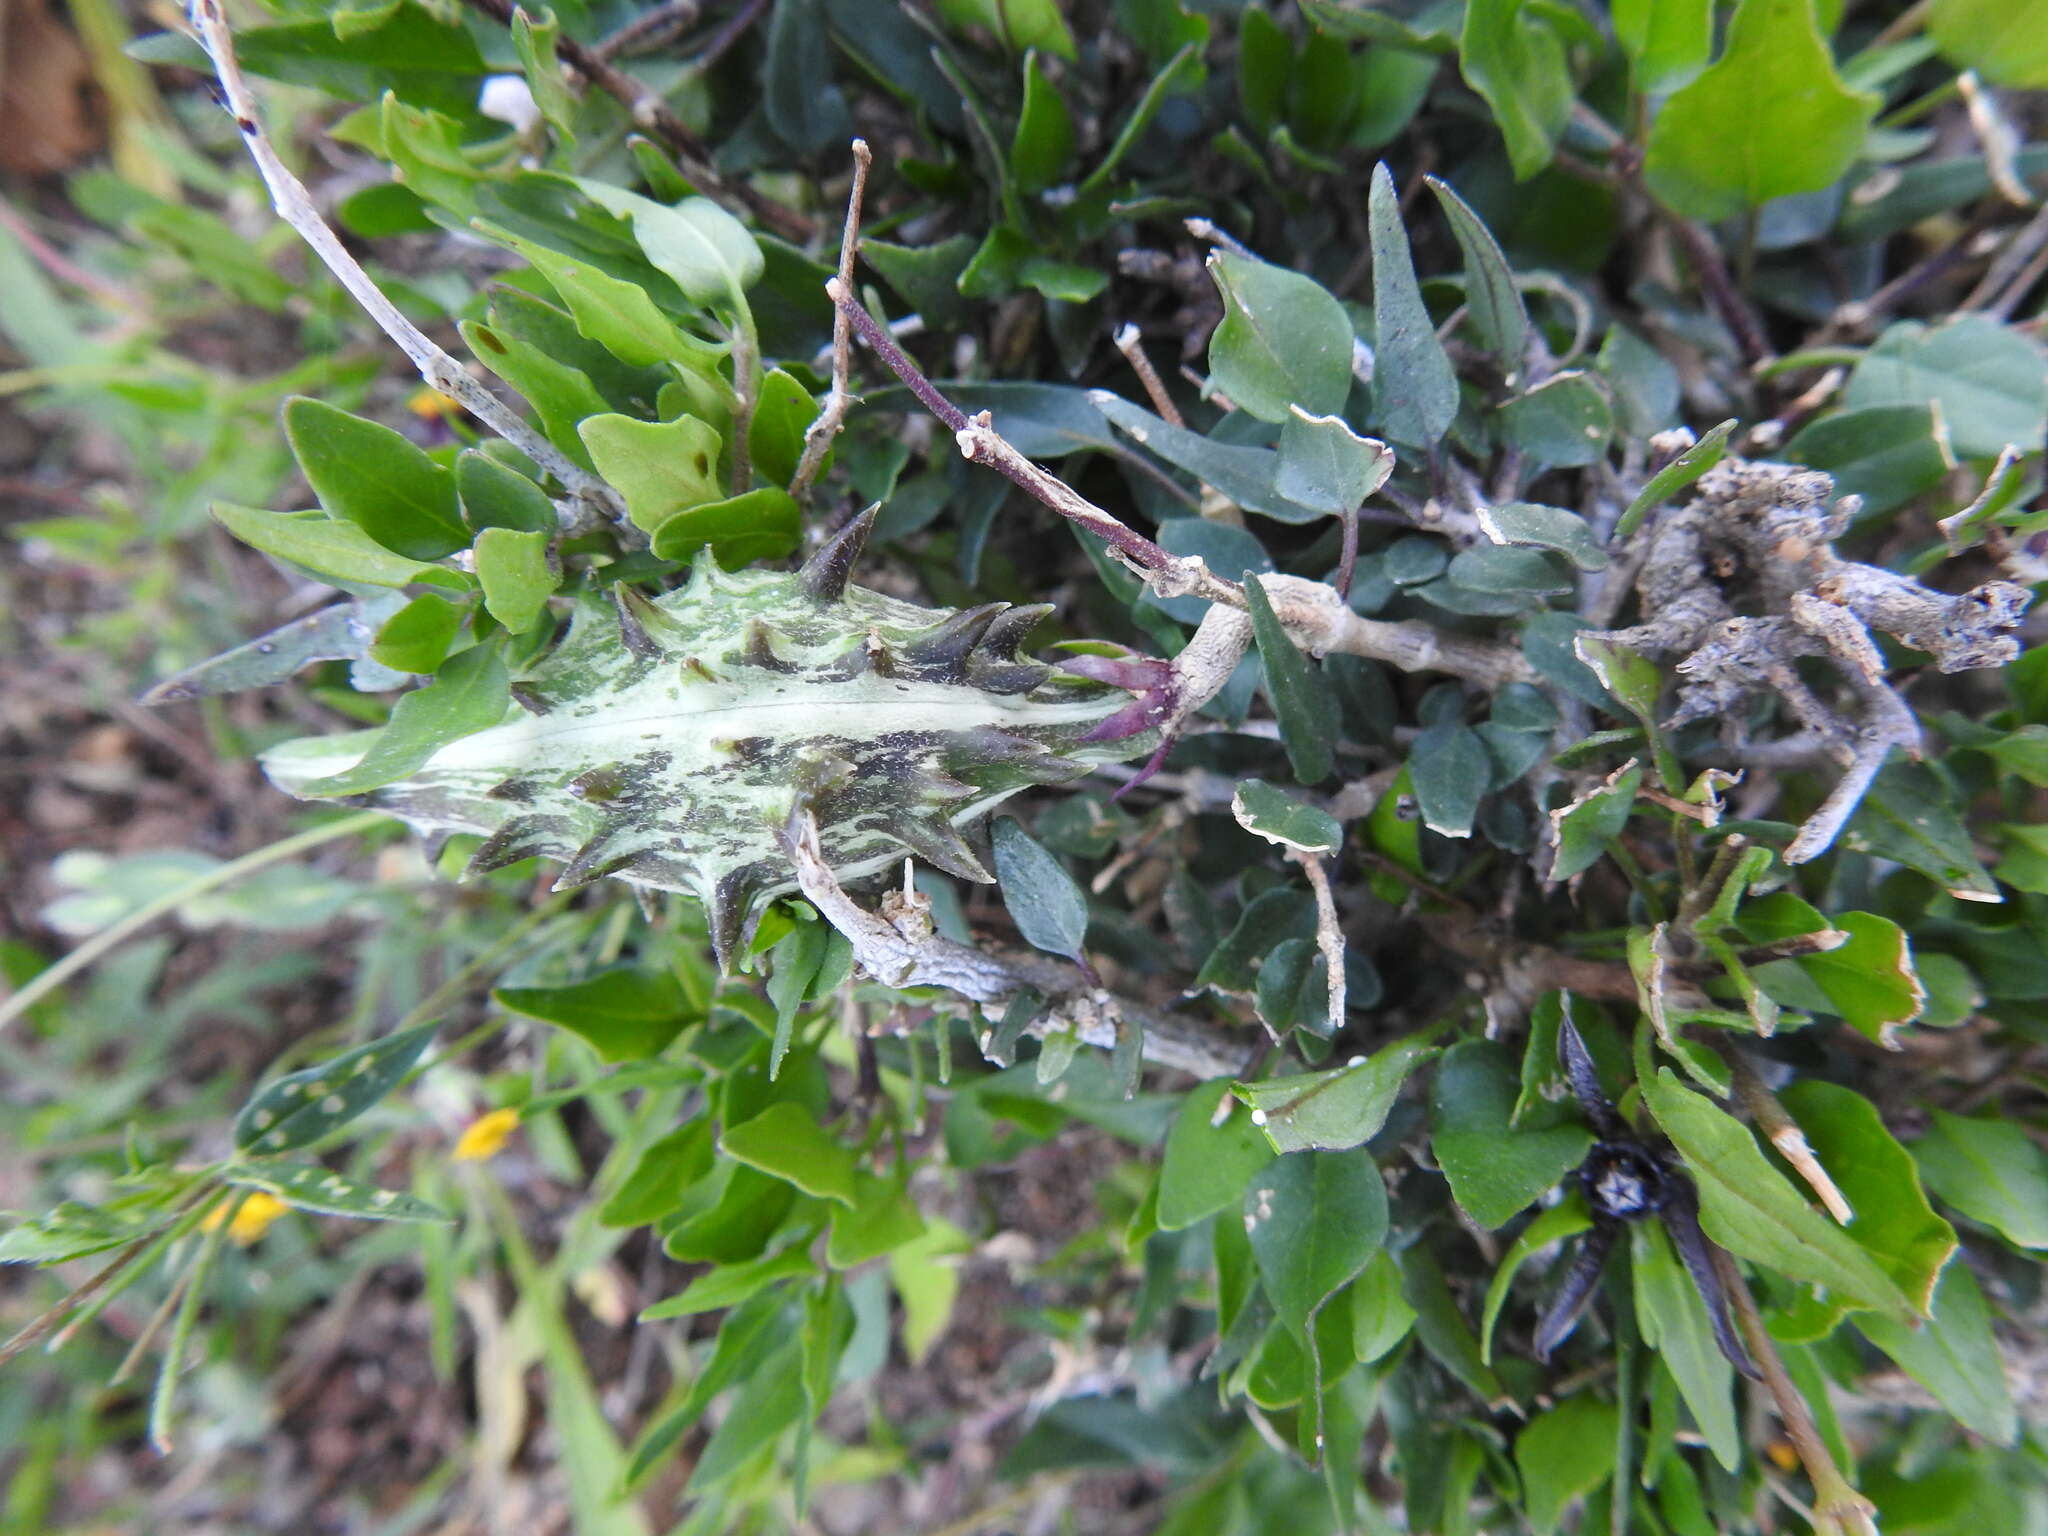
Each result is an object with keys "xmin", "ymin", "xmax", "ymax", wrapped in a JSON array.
[{"xmin": 792, "ymin": 140, "xmax": 873, "ymax": 500}]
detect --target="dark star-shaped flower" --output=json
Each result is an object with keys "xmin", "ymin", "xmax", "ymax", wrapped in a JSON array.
[{"xmin": 1533, "ymin": 1017, "xmax": 1760, "ymax": 1381}]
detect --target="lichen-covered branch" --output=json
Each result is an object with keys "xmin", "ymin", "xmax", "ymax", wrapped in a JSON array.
[
  {"xmin": 828, "ymin": 277, "xmax": 1534, "ymax": 692},
  {"xmin": 1588, "ymin": 456, "xmax": 2030, "ymax": 863},
  {"xmin": 781, "ymin": 808, "xmax": 1251, "ymax": 1081}
]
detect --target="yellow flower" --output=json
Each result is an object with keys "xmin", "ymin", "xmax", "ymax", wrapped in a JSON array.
[
  {"xmin": 453, "ymin": 1107, "xmax": 521, "ymax": 1162},
  {"xmin": 406, "ymin": 386, "xmax": 463, "ymax": 422},
  {"xmin": 202, "ymin": 1190, "xmax": 290, "ymax": 1246}
]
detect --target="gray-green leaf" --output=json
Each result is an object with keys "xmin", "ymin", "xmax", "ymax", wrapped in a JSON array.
[
  {"xmin": 992, "ymin": 817, "xmax": 1090, "ymax": 962},
  {"xmin": 1368, "ymin": 163, "xmax": 1458, "ymax": 447},
  {"xmin": 233, "ymin": 1023, "xmax": 437, "ymax": 1156}
]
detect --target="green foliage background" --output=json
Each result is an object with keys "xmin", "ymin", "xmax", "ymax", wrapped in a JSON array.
[{"xmin": 3, "ymin": 0, "xmax": 2048, "ymax": 1531}]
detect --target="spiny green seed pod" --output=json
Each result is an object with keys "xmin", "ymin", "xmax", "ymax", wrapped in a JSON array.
[{"xmin": 262, "ymin": 511, "xmax": 1152, "ymax": 967}]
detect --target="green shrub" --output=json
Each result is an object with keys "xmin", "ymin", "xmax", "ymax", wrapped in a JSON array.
[{"xmin": 5, "ymin": 1, "xmax": 2048, "ymax": 1531}]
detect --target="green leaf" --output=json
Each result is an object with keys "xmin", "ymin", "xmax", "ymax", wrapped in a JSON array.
[
  {"xmin": 1912, "ymin": 1109, "xmax": 2048, "ymax": 1250},
  {"xmin": 1441, "ymin": 544, "xmax": 1571, "ymax": 599},
  {"xmin": 1855, "ymin": 1256, "xmax": 2018, "ymax": 1445},
  {"xmin": 1246, "ymin": 575, "xmax": 1338, "ymax": 783},
  {"xmin": 1516, "ymin": 1389, "xmax": 1619, "ymax": 1533},
  {"xmin": 369, "ymin": 592, "xmax": 466, "ymax": 675},
  {"xmin": 1979, "ymin": 723, "xmax": 2048, "ymax": 786},
  {"xmin": 1274, "ymin": 408, "xmax": 1393, "ymax": 516},
  {"xmin": 456, "ymin": 449, "xmax": 558, "ymax": 534},
  {"xmin": 1367, "ymin": 163, "xmax": 1458, "ymax": 447},
  {"xmin": 1843, "ymin": 760, "xmax": 2000, "ymax": 903},
  {"xmin": 1614, "ymin": 419, "xmax": 1735, "ymax": 541},
  {"xmin": 211, "ymin": 503, "xmax": 443, "ymax": 589},
  {"xmin": 1009, "ymin": 51, "xmax": 1074, "ymax": 194},
  {"xmin": 748, "ymin": 369, "xmax": 817, "ymax": 490},
  {"xmin": 1233, "ymin": 1031, "xmax": 1441, "ymax": 1153},
  {"xmin": 1397, "ymin": 1244, "xmax": 1506, "ymax": 1402},
  {"xmin": 0, "ymin": 1200, "xmax": 185, "ymax": 1265},
  {"xmin": 1642, "ymin": 0, "xmax": 1878, "ymax": 221},
  {"xmin": 1459, "ymin": 0, "xmax": 1575, "ymax": 180},
  {"xmin": 232, "ymin": 1022, "xmax": 436, "ymax": 1156},
  {"xmin": 1498, "ymin": 371, "xmax": 1614, "ymax": 467},
  {"xmin": 1432, "ymin": 1039, "xmax": 1593, "ymax": 1228},
  {"xmin": 1929, "ymin": 0, "xmax": 2048, "ymax": 87},
  {"xmin": 1779, "ymin": 1080, "xmax": 1955, "ymax": 1313},
  {"xmin": 1195, "ymin": 888, "xmax": 1316, "ymax": 994},
  {"xmin": 861, "ymin": 235, "xmax": 977, "ymax": 329},
  {"xmin": 221, "ymin": 1163, "xmax": 449, "ymax": 1224},
  {"xmin": 461, "ymin": 317, "xmax": 611, "ymax": 471},
  {"xmin": 1478, "ymin": 501, "xmax": 1607, "ymax": 571},
  {"xmin": 380, "ymin": 96, "xmax": 482, "ymax": 220},
  {"xmin": 1230, "ymin": 778, "xmax": 1342, "ymax": 855},
  {"xmin": 1157, "ymin": 1080, "xmax": 1276, "ymax": 1230},
  {"xmin": 764, "ymin": 917, "xmax": 830, "ymax": 1075},
  {"xmin": 1550, "ymin": 760, "xmax": 1643, "ymax": 882},
  {"xmin": 1614, "ymin": 0, "xmax": 1711, "ymax": 90},
  {"xmin": 600, "ymin": 1119, "xmax": 713, "ymax": 1227},
  {"xmin": 1244, "ymin": 1148, "xmax": 1388, "ymax": 1337},
  {"xmin": 297, "ymin": 642, "xmax": 509, "ymax": 796},
  {"xmin": 648, "ymin": 486, "xmax": 804, "ymax": 567},
  {"xmin": 283, "ymin": 396, "xmax": 466, "ymax": 561},
  {"xmin": 579, "ymin": 413, "xmax": 724, "ymax": 533},
  {"xmin": 1237, "ymin": 3, "xmax": 1290, "ymax": 137},
  {"xmin": 475, "ymin": 220, "xmax": 721, "ymax": 376},
  {"xmin": 496, "ymin": 966, "xmax": 694, "ymax": 1064},
  {"xmin": 1843, "ymin": 315, "xmax": 2048, "ymax": 461},
  {"xmin": 889, "ymin": 1218, "xmax": 971, "ymax": 1361},
  {"xmin": 763, "ymin": 0, "xmax": 852, "ymax": 153},
  {"xmin": 1426, "ymin": 174, "xmax": 1530, "ymax": 378},
  {"xmin": 1351, "ymin": 1248, "xmax": 1419, "ymax": 1363},
  {"xmin": 571, "ymin": 182, "xmax": 763, "ymax": 308},
  {"xmin": 721, "ymin": 1101, "xmax": 859, "ymax": 1207},
  {"xmin": 507, "ymin": 7, "xmax": 576, "ymax": 140},
  {"xmin": 1642, "ymin": 1067, "xmax": 1913, "ymax": 1320},
  {"xmin": 992, "ymin": 817, "xmax": 1090, "ymax": 963},
  {"xmin": 663, "ymin": 1162, "xmax": 795, "ymax": 1264},
  {"xmin": 1206, "ymin": 250, "xmax": 1354, "ymax": 422},
  {"xmin": 1632, "ymin": 1221, "xmax": 1740, "ymax": 1471},
  {"xmin": 1092, "ymin": 394, "xmax": 1329, "ymax": 523},
  {"xmin": 640, "ymin": 1245, "xmax": 815, "ymax": 1319},
  {"xmin": 826, "ymin": 1170, "xmax": 928, "ymax": 1267},
  {"xmin": 474, "ymin": 527, "xmax": 557, "ymax": 633},
  {"xmin": 1409, "ymin": 723, "xmax": 1489, "ymax": 839},
  {"xmin": 1738, "ymin": 894, "xmax": 1925, "ymax": 1045},
  {"xmin": 1785, "ymin": 402, "xmax": 1953, "ymax": 517},
  {"xmin": 1479, "ymin": 1199, "xmax": 1591, "ymax": 1363},
  {"xmin": 684, "ymin": 1339, "xmax": 807, "ymax": 1493},
  {"xmin": 933, "ymin": 0, "xmax": 1076, "ymax": 56},
  {"xmin": 1598, "ymin": 323, "xmax": 1681, "ymax": 439},
  {"xmin": 623, "ymin": 1289, "xmax": 784, "ymax": 1485}
]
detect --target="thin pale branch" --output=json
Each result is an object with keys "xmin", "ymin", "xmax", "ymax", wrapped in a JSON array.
[
  {"xmin": 1112, "ymin": 323, "xmax": 1183, "ymax": 427},
  {"xmin": 186, "ymin": 0, "xmax": 625, "ymax": 533},
  {"xmin": 792, "ymin": 140, "xmax": 874, "ymax": 500},
  {"xmin": 1292, "ymin": 850, "xmax": 1347, "ymax": 1029},
  {"xmin": 826, "ymin": 278, "xmax": 1536, "ymax": 690},
  {"xmin": 1726, "ymin": 1050, "xmax": 1855, "ymax": 1223},
  {"xmin": 1712, "ymin": 1244, "xmax": 1879, "ymax": 1534}
]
